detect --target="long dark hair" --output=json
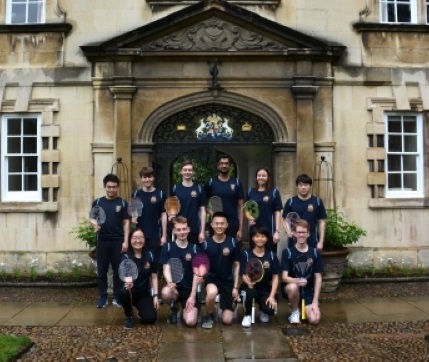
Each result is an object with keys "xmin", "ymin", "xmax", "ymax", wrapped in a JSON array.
[{"xmin": 126, "ymin": 227, "xmax": 148, "ymax": 266}]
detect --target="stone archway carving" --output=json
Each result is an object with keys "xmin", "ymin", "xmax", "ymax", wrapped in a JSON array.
[{"xmin": 137, "ymin": 90, "xmax": 288, "ymax": 143}]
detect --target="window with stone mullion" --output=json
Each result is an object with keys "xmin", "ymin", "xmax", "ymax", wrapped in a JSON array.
[{"xmin": 380, "ymin": 0, "xmax": 416, "ymax": 23}]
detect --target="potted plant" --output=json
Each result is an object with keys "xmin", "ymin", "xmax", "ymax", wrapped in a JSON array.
[
  {"xmin": 321, "ymin": 208, "xmax": 366, "ymax": 292},
  {"xmin": 70, "ymin": 219, "xmax": 97, "ymax": 259}
]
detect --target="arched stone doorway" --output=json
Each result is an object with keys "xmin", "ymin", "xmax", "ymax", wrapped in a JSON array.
[{"xmin": 152, "ymin": 102, "xmax": 275, "ymax": 194}]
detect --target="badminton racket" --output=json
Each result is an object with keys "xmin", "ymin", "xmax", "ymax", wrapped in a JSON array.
[
  {"xmin": 192, "ymin": 253, "xmax": 210, "ymax": 306},
  {"xmin": 243, "ymin": 200, "xmax": 260, "ymax": 221},
  {"xmin": 293, "ymin": 254, "xmax": 313, "ymax": 321},
  {"xmin": 165, "ymin": 196, "xmax": 181, "ymax": 241},
  {"xmin": 167, "ymin": 258, "xmax": 184, "ymax": 284},
  {"xmin": 285, "ymin": 212, "xmax": 301, "ymax": 233},
  {"xmin": 208, "ymin": 196, "xmax": 223, "ymax": 214},
  {"xmin": 89, "ymin": 206, "xmax": 106, "ymax": 226},
  {"xmin": 245, "ymin": 258, "xmax": 264, "ymax": 323},
  {"xmin": 118, "ymin": 258, "xmax": 139, "ymax": 306},
  {"xmin": 128, "ymin": 197, "xmax": 143, "ymax": 219}
]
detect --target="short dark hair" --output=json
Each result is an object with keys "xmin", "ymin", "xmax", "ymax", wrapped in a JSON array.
[
  {"xmin": 139, "ymin": 166, "xmax": 155, "ymax": 178},
  {"xmin": 249, "ymin": 226, "xmax": 270, "ymax": 240},
  {"xmin": 295, "ymin": 174, "xmax": 312, "ymax": 186},
  {"xmin": 217, "ymin": 154, "xmax": 231, "ymax": 164},
  {"xmin": 212, "ymin": 211, "xmax": 227, "ymax": 220},
  {"xmin": 103, "ymin": 173, "xmax": 120, "ymax": 186}
]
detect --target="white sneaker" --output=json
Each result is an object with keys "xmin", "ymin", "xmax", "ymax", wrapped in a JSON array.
[
  {"xmin": 242, "ymin": 315, "xmax": 252, "ymax": 328},
  {"xmin": 288, "ymin": 310, "xmax": 300, "ymax": 324},
  {"xmin": 259, "ymin": 312, "xmax": 270, "ymax": 323}
]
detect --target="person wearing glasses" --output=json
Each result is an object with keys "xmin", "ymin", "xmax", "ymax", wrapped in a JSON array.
[
  {"xmin": 281, "ymin": 219, "xmax": 323, "ymax": 325},
  {"xmin": 91, "ymin": 173, "xmax": 130, "ymax": 309}
]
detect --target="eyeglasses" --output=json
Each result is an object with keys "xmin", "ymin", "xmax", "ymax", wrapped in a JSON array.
[{"xmin": 295, "ymin": 231, "xmax": 308, "ymax": 235}]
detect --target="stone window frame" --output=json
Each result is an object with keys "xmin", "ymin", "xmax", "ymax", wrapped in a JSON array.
[
  {"xmin": 380, "ymin": 0, "xmax": 418, "ymax": 23},
  {"xmin": 367, "ymin": 97, "xmax": 428, "ymax": 209},
  {"xmin": 0, "ymin": 99, "xmax": 59, "ymax": 212},
  {"xmin": 5, "ymin": 0, "xmax": 45, "ymax": 25}
]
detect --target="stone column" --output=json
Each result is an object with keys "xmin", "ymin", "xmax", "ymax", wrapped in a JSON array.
[
  {"xmin": 292, "ymin": 76, "xmax": 318, "ymax": 176},
  {"xmin": 109, "ymin": 85, "xmax": 136, "ymax": 191}
]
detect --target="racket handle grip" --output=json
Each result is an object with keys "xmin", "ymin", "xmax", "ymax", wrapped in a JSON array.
[
  {"xmin": 301, "ymin": 299, "xmax": 306, "ymax": 320},
  {"xmin": 251, "ymin": 298, "xmax": 255, "ymax": 324}
]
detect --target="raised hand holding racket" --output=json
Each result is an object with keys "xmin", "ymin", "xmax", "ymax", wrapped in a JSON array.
[
  {"xmin": 285, "ymin": 212, "xmax": 301, "ymax": 236},
  {"xmin": 128, "ymin": 197, "xmax": 143, "ymax": 222},
  {"xmin": 119, "ymin": 258, "xmax": 139, "ymax": 307},
  {"xmin": 245, "ymin": 258, "xmax": 264, "ymax": 323},
  {"xmin": 244, "ymin": 200, "xmax": 260, "ymax": 222},
  {"xmin": 166, "ymin": 258, "xmax": 184, "ymax": 285},
  {"xmin": 192, "ymin": 253, "xmax": 210, "ymax": 305},
  {"xmin": 89, "ymin": 205, "xmax": 106, "ymax": 232}
]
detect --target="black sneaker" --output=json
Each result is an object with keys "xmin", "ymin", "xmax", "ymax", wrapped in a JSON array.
[
  {"xmin": 167, "ymin": 307, "xmax": 178, "ymax": 324},
  {"xmin": 201, "ymin": 314, "xmax": 213, "ymax": 329},
  {"xmin": 96, "ymin": 297, "xmax": 108, "ymax": 308},
  {"xmin": 124, "ymin": 317, "xmax": 134, "ymax": 329}
]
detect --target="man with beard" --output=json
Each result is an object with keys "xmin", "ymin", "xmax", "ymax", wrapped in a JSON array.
[{"xmin": 205, "ymin": 154, "xmax": 244, "ymax": 244}]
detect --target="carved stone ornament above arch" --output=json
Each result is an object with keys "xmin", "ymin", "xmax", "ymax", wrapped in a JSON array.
[
  {"xmin": 81, "ymin": 0, "xmax": 345, "ymax": 61},
  {"xmin": 137, "ymin": 90, "xmax": 287, "ymax": 143}
]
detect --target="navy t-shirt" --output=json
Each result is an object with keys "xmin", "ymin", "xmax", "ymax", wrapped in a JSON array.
[
  {"xmin": 201, "ymin": 236, "xmax": 241, "ymax": 285},
  {"xmin": 205, "ymin": 177, "xmax": 244, "ymax": 231},
  {"xmin": 120, "ymin": 252, "xmax": 157, "ymax": 294},
  {"xmin": 280, "ymin": 246, "xmax": 323, "ymax": 291},
  {"xmin": 240, "ymin": 249, "xmax": 280, "ymax": 291},
  {"xmin": 159, "ymin": 241, "xmax": 199, "ymax": 291},
  {"xmin": 172, "ymin": 183, "xmax": 207, "ymax": 234},
  {"xmin": 132, "ymin": 188, "xmax": 166, "ymax": 246},
  {"xmin": 282, "ymin": 195, "xmax": 327, "ymax": 247},
  {"xmin": 246, "ymin": 187, "xmax": 283, "ymax": 236},
  {"xmin": 91, "ymin": 197, "xmax": 129, "ymax": 242}
]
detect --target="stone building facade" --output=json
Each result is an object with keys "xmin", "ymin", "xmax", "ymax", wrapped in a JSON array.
[{"xmin": 0, "ymin": 0, "xmax": 428, "ymax": 272}]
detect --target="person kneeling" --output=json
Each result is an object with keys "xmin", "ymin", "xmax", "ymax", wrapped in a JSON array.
[
  {"xmin": 118, "ymin": 228, "xmax": 159, "ymax": 329},
  {"xmin": 240, "ymin": 227, "xmax": 279, "ymax": 327},
  {"xmin": 281, "ymin": 220, "xmax": 322, "ymax": 325}
]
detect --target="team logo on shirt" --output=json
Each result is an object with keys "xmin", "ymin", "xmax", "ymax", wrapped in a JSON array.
[
  {"xmin": 144, "ymin": 262, "xmax": 151, "ymax": 270},
  {"xmin": 230, "ymin": 184, "xmax": 236, "ymax": 191},
  {"xmin": 185, "ymin": 253, "xmax": 192, "ymax": 261},
  {"xmin": 263, "ymin": 260, "xmax": 271, "ymax": 269},
  {"xmin": 116, "ymin": 205, "xmax": 122, "ymax": 212},
  {"xmin": 222, "ymin": 247, "xmax": 230, "ymax": 256},
  {"xmin": 307, "ymin": 204, "xmax": 314, "ymax": 212},
  {"xmin": 190, "ymin": 191, "xmax": 197, "ymax": 198},
  {"xmin": 150, "ymin": 196, "xmax": 157, "ymax": 204},
  {"xmin": 263, "ymin": 196, "xmax": 269, "ymax": 202}
]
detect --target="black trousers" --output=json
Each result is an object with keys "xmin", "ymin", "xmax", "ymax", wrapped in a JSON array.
[
  {"xmin": 118, "ymin": 288, "xmax": 157, "ymax": 324},
  {"xmin": 96, "ymin": 239, "xmax": 122, "ymax": 298},
  {"xmin": 241, "ymin": 287, "xmax": 276, "ymax": 316}
]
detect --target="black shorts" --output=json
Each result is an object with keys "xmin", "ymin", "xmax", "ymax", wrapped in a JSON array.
[
  {"xmin": 281, "ymin": 282, "xmax": 314, "ymax": 305},
  {"xmin": 177, "ymin": 288, "xmax": 200, "ymax": 309},
  {"xmin": 206, "ymin": 279, "xmax": 234, "ymax": 311}
]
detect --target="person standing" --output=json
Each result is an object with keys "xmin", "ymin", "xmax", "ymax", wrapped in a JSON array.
[
  {"xmin": 198, "ymin": 211, "xmax": 241, "ymax": 329},
  {"xmin": 91, "ymin": 173, "xmax": 130, "ymax": 309},
  {"xmin": 246, "ymin": 166, "xmax": 283, "ymax": 252},
  {"xmin": 281, "ymin": 219, "xmax": 322, "ymax": 325},
  {"xmin": 282, "ymin": 174, "xmax": 327, "ymax": 250},
  {"xmin": 240, "ymin": 226, "xmax": 279, "ymax": 327},
  {"xmin": 131, "ymin": 166, "xmax": 167, "ymax": 261},
  {"xmin": 205, "ymin": 154, "xmax": 244, "ymax": 243},
  {"xmin": 171, "ymin": 160, "xmax": 207, "ymax": 244},
  {"xmin": 159, "ymin": 216, "xmax": 200, "ymax": 327},
  {"xmin": 118, "ymin": 227, "xmax": 159, "ymax": 329}
]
